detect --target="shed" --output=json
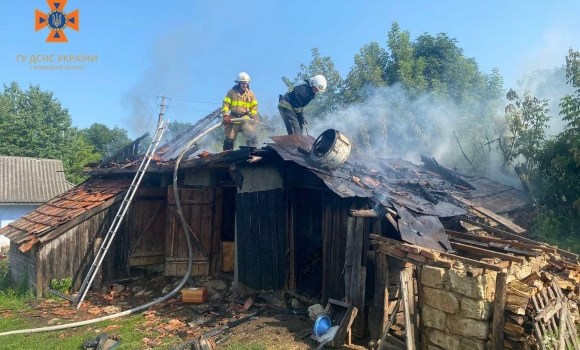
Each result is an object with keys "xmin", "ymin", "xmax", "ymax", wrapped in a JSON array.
[
  {"xmin": 2, "ymin": 131, "xmax": 549, "ymax": 346},
  {"xmin": 0, "ymin": 156, "xmax": 72, "ymax": 253}
]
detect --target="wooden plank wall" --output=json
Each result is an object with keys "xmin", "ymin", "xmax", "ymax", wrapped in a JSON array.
[
  {"xmin": 236, "ymin": 189, "xmax": 285, "ymax": 293},
  {"xmin": 290, "ymin": 187, "xmax": 324, "ymax": 297},
  {"xmin": 320, "ymin": 193, "xmax": 368, "ymax": 305},
  {"xmin": 9, "ymin": 242, "xmax": 36, "ymax": 294},
  {"xmin": 37, "ymin": 201, "xmax": 130, "ymax": 296},
  {"xmin": 128, "ymin": 187, "xmax": 167, "ymax": 266},
  {"xmin": 165, "ymin": 186, "xmax": 213, "ymax": 276}
]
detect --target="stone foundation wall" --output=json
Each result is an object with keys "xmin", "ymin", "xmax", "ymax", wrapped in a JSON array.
[{"xmin": 420, "ymin": 265, "xmax": 497, "ymax": 350}]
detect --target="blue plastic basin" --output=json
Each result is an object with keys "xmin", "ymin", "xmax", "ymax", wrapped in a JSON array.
[{"xmin": 314, "ymin": 315, "xmax": 332, "ymax": 336}]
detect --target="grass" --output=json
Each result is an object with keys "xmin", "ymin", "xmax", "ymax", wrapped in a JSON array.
[
  {"xmin": 224, "ymin": 342, "xmax": 267, "ymax": 350},
  {"xmin": 0, "ymin": 307, "xmax": 184, "ymax": 349},
  {"xmin": 0, "ymin": 258, "xmax": 184, "ymax": 349}
]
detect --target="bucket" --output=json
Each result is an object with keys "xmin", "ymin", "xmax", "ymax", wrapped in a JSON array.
[
  {"xmin": 313, "ymin": 315, "xmax": 332, "ymax": 336},
  {"xmin": 309, "ymin": 129, "xmax": 352, "ymax": 170}
]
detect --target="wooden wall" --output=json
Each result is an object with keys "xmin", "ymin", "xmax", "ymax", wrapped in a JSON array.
[
  {"xmin": 37, "ymin": 201, "xmax": 130, "ymax": 296},
  {"xmin": 128, "ymin": 187, "xmax": 167, "ymax": 266},
  {"xmin": 9, "ymin": 242, "xmax": 37, "ymax": 294},
  {"xmin": 164, "ymin": 186, "xmax": 214, "ymax": 276}
]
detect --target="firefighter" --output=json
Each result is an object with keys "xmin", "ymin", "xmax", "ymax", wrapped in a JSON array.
[
  {"xmin": 221, "ymin": 72, "xmax": 259, "ymax": 151},
  {"xmin": 278, "ymin": 75, "xmax": 327, "ymax": 135}
]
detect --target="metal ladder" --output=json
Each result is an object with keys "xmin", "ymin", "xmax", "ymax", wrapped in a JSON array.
[{"xmin": 72, "ymin": 98, "xmax": 169, "ymax": 309}]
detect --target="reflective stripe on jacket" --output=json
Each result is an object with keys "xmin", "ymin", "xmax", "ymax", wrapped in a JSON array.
[{"xmin": 222, "ymin": 85, "xmax": 258, "ymax": 119}]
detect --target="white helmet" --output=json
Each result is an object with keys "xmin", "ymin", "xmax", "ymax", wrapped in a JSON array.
[
  {"xmin": 310, "ymin": 75, "xmax": 327, "ymax": 92},
  {"xmin": 235, "ymin": 72, "xmax": 251, "ymax": 83}
]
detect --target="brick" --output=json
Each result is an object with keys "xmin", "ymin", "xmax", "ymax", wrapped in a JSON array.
[
  {"xmin": 428, "ymin": 329, "xmax": 460, "ymax": 350},
  {"xmin": 399, "ymin": 245, "xmax": 421, "ymax": 255},
  {"xmin": 423, "ymin": 287, "xmax": 460, "ymax": 313},
  {"xmin": 449, "ymin": 268, "xmax": 486, "ymax": 300},
  {"xmin": 460, "ymin": 338, "xmax": 486, "ymax": 350},
  {"xmin": 421, "ymin": 266, "xmax": 447, "ymax": 288},
  {"xmin": 446, "ymin": 314, "xmax": 490, "ymax": 340},
  {"xmin": 420, "ymin": 249, "xmax": 439, "ymax": 260},
  {"xmin": 461, "ymin": 298, "xmax": 492, "ymax": 320},
  {"xmin": 421, "ymin": 306, "xmax": 446, "ymax": 331}
]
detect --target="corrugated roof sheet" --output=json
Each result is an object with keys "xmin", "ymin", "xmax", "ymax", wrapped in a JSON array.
[
  {"xmin": 0, "ymin": 178, "xmax": 131, "ymax": 251},
  {"xmin": 0, "ymin": 156, "xmax": 72, "ymax": 204}
]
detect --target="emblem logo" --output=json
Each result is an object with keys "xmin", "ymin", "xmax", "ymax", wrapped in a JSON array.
[{"xmin": 35, "ymin": 0, "xmax": 79, "ymax": 43}]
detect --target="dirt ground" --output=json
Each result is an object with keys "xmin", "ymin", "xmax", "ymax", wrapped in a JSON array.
[{"xmin": 2, "ymin": 275, "xmax": 373, "ymax": 349}]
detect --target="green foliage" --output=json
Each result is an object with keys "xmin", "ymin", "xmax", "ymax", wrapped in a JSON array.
[
  {"xmin": 282, "ymin": 48, "xmax": 345, "ymax": 120},
  {"xmin": 0, "ymin": 82, "xmax": 102, "ymax": 184},
  {"xmin": 166, "ymin": 120, "xmax": 193, "ymax": 140},
  {"xmin": 80, "ymin": 123, "xmax": 131, "ymax": 159},
  {"xmin": 497, "ymin": 89, "xmax": 550, "ymax": 174},
  {"xmin": 282, "ymin": 22, "xmax": 504, "ymax": 166},
  {"xmin": 50, "ymin": 278, "xmax": 72, "ymax": 294}
]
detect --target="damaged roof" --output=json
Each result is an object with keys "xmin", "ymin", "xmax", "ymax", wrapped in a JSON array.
[
  {"xmin": 0, "ymin": 156, "xmax": 73, "ymax": 204},
  {"xmin": 5, "ymin": 132, "xmax": 532, "ymax": 254},
  {"xmin": 0, "ymin": 178, "xmax": 131, "ymax": 251}
]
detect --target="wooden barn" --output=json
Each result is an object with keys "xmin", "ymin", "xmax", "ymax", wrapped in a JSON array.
[{"xmin": 3, "ymin": 130, "xmax": 550, "ymax": 343}]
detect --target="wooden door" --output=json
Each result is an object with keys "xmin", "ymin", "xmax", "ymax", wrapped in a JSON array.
[{"xmin": 164, "ymin": 186, "xmax": 213, "ymax": 276}]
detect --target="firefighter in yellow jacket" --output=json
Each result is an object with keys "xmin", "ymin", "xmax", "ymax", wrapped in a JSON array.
[{"xmin": 221, "ymin": 72, "xmax": 259, "ymax": 151}]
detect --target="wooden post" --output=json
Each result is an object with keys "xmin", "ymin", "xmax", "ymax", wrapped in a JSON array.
[
  {"xmin": 371, "ymin": 251, "xmax": 389, "ymax": 339},
  {"xmin": 401, "ymin": 266, "xmax": 416, "ymax": 350},
  {"xmin": 492, "ymin": 271, "xmax": 508, "ymax": 350}
]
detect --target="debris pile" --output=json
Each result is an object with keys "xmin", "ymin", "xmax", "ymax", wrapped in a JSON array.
[{"xmin": 501, "ymin": 271, "xmax": 580, "ymax": 349}]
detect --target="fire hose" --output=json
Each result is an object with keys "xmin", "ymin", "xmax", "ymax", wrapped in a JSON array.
[{"xmin": 0, "ymin": 118, "xmax": 251, "ymax": 337}]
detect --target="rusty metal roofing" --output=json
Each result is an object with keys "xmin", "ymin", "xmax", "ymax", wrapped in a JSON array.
[
  {"xmin": 0, "ymin": 178, "xmax": 131, "ymax": 252},
  {"xmin": 0, "ymin": 156, "xmax": 73, "ymax": 204}
]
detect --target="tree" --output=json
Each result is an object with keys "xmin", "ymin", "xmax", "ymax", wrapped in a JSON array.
[
  {"xmin": 496, "ymin": 89, "xmax": 550, "ymax": 190},
  {"xmin": 343, "ymin": 42, "xmax": 389, "ymax": 103},
  {"xmin": 81, "ymin": 123, "xmax": 131, "ymax": 159},
  {"xmin": 385, "ymin": 22, "xmax": 427, "ymax": 97},
  {"xmin": 0, "ymin": 82, "xmax": 100, "ymax": 184},
  {"xmin": 282, "ymin": 48, "xmax": 345, "ymax": 120}
]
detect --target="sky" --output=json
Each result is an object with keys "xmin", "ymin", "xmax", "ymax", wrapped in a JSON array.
[{"xmin": 2, "ymin": 0, "xmax": 580, "ymax": 138}]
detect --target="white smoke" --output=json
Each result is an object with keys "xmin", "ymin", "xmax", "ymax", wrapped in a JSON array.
[
  {"xmin": 304, "ymin": 84, "xmax": 525, "ymax": 188},
  {"xmin": 121, "ymin": 23, "xmax": 203, "ymax": 137}
]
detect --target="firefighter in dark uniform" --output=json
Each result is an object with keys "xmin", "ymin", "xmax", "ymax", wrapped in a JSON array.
[{"xmin": 278, "ymin": 75, "xmax": 327, "ymax": 135}]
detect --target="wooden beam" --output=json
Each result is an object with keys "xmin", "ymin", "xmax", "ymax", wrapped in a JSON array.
[
  {"xmin": 450, "ymin": 236, "xmax": 540, "ymax": 258},
  {"xmin": 450, "ymin": 194, "xmax": 526, "ymax": 234},
  {"xmin": 378, "ymin": 296, "xmax": 401, "ymax": 350},
  {"xmin": 437, "ymin": 251, "xmax": 502, "ymax": 271},
  {"xmin": 371, "ymin": 234, "xmax": 503, "ymax": 271},
  {"xmin": 461, "ymin": 219, "xmax": 543, "ymax": 246},
  {"xmin": 451, "ymin": 242, "xmax": 525, "ymax": 263},
  {"xmin": 492, "ymin": 271, "xmax": 508, "ymax": 350},
  {"xmin": 350, "ymin": 209, "xmax": 379, "ymax": 217},
  {"xmin": 446, "ymin": 230, "xmax": 555, "ymax": 254}
]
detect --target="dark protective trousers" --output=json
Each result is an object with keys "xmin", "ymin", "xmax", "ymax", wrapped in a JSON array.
[
  {"xmin": 279, "ymin": 107, "xmax": 303, "ymax": 135},
  {"xmin": 222, "ymin": 119, "xmax": 258, "ymax": 151}
]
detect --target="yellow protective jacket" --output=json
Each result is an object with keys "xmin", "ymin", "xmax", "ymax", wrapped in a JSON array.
[{"xmin": 222, "ymin": 86, "xmax": 258, "ymax": 120}]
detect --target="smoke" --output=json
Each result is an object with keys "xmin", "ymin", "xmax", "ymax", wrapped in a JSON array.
[
  {"xmin": 305, "ymin": 84, "xmax": 524, "ymax": 188},
  {"xmin": 516, "ymin": 66, "xmax": 574, "ymax": 136},
  {"xmin": 121, "ymin": 23, "xmax": 203, "ymax": 137}
]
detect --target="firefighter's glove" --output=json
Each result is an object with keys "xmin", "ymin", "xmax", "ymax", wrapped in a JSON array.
[{"xmin": 222, "ymin": 115, "xmax": 232, "ymax": 125}]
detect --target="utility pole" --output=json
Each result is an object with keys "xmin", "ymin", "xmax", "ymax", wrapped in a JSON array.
[{"xmin": 158, "ymin": 96, "xmax": 167, "ymax": 128}]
